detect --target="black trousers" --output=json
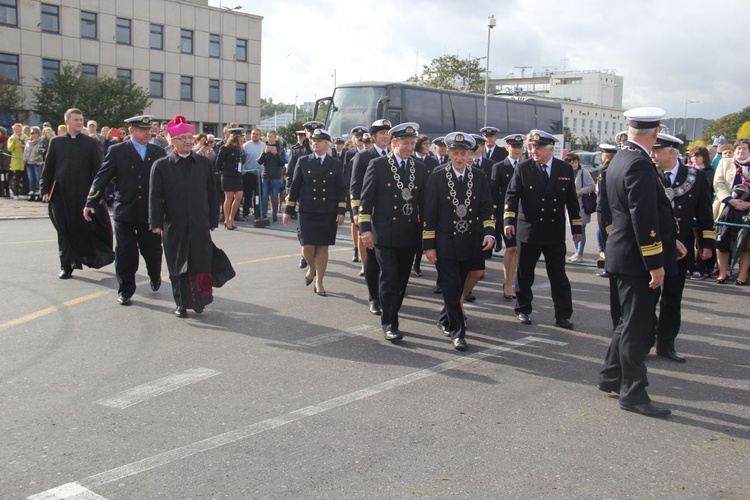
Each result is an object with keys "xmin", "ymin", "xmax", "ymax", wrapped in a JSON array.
[
  {"xmin": 437, "ymin": 257, "xmax": 472, "ymax": 340},
  {"xmin": 608, "ymin": 274, "xmax": 622, "ymax": 331},
  {"xmin": 241, "ymin": 172, "xmax": 259, "ymax": 218},
  {"xmin": 515, "ymin": 240, "xmax": 572, "ymax": 320},
  {"xmin": 364, "ymin": 247, "xmax": 380, "ymax": 303},
  {"xmin": 599, "ymin": 274, "xmax": 659, "ymax": 405},
  {"xmin": 114, "ymin": 221, "xmax": 163, "ymax": 297},
  {"xmin": 655, "ymin": 265, "xmax": 687, "ymax": 348},
  {"xmin": 374, "ymin": 245, "xmax": 415, "ymax": 332}
]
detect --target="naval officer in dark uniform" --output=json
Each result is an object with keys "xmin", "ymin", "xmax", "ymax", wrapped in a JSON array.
[
  {"xmin": 481, "ymin": 126, "xmax": 509, "ymax": 163},
  {"xmin": 345, "ymin": 126, "xmax": 368, "ymax": 265},
  {"xmin": 84, "ymin": 115, "xmax": 166, "ymax": 305},
  {"xmin": 503, "ymin": 130, "xmax": 582, "ymax": 329},
  {"xmin": 595, "ymin": 143, "xmax": 621, "ymax": 330},
  {"xmin": 423, "ymin": 132, "xmax": 495, "ymax": 350},
  {"xmin": 283, "ymin": 128, "xmax": 347, "ymax": 296},
  {"xmin": 359, "ymin": 122, "xmax": 428, "ymax": 341},
  {"xmin": 350, "ymin": 119, "xmax": 392, "ymax": 315},
  {"xmin": 597, "ymin": 108, "xmax": 687, "ymax": 418},
  {"xmin": 651, "ymin": 133, "xmax": 714, "ymax": 363}
]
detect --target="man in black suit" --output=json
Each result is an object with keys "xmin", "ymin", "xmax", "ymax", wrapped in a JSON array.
[
  {"xmin": 432, "ymin": 136, "xmax": 449, "ymax": 166},
  {"xmin": 597, "ymin": 108, "xmax": 687, "ymax": 418},
  {"xmin": 359, "ymin": 122, "xmax": 428, "ymax": 341},
  {"xmin": 651, "ymin": 133, "xmax": 714, "ymax": 363},
  {"xmin": 481, "ymin": 126, "xmax": 509, "ymax": 163},
  {"xmin": 491, "ymin": 134, "xmax": 525, "ymax": 300},
  {"xmin": 471, "ymin": 134, "xmax": 494, "ymax": 268},
  {"xmin": 344, "ymin": 126, "xmax": 368, "ymax": 264},
  {"xmin": 350, "ymin": 119, "xmax": 392, "ymax": 315},
  {"xmin": 503, "ymin": 130, "xmax": 581, "ymax": 329},
  {"xmin": 423, "ymin": 132, "xmax": 495, "ymax": 350},
  {"xmin": 411, "ymin": 134, "xmax": 438, "ymax": 276},
  {"xmin": 84, "ymin": 115, "xmax": 167, "ymax": 305}
]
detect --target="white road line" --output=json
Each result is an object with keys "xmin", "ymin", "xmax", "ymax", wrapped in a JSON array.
[
  {"xmin": 30, "ymin": 336, "xmax": 566, "ymax": 498},
  {"xmin": 28, "ymin": 482, "xmax": 108, "ymax": 500},
  {"xmin": 94, "ymin": 368, "xmax": 221, "ymax": 410},
  {"xmin": 294, "ymin": 324, "xmax": 377, "ymax": 347}
]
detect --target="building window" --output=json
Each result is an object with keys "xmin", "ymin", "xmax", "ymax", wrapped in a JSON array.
[
  {"xmin": 80, "ymin": 11, "xmax": 97, "ymax": 39},
  {"xmin": 0, "ymin": 53, "xmax": 19, "ymax": 80},
  {"xmin": 41, "ymin": 4, "xmax": 59, "ymax": 33},
  {"xmin": 0, "ymin": 0, "xmax": 18, "ymax": 27},
  {"xmin": 149, "ymin": 72, "xmax": 163, "ymax": 98},
  {"xmin": 150, "ymin": 24, "xmax": 163, "ymax": 50},
  {"xmin": 116, "ymin": 17, "xmax": 131, "ymax": 45},
  {"xmin": 209, "ymin": 34, "xmax": 220, "ymax": 59},
  {"xmin": 581, "ymin": 119, "xmax": 586, "ymax": 130},
  {"xmin": 236, "ymin": 38, "xmax": 247, "ymax": 62},
  {"xmin": 236, "ymin": 82, "xmax": 247, "ymax": 106},
  {"xmin": 180, "ymin": 29, "xmax": 193, "ymax": 54},
  {"xmin": 81, "ymin": 64, "xmax": 97, "ymax": 80},
  {"xmin": 42, "ymin": 58, "xmax": 59, "ymax": 81},
  {"xmin": 180, "ymin": 76, "xmax": 192, "ymax": 101},
  {"xmin": 117, "ymin": 68, "xmax": 132, "ymax": 85},
  {"xmin": 209, "ymin": 79, "xmax": 220, "ymax": 103}
]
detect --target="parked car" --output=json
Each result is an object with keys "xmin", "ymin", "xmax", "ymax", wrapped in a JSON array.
[{"xmin": 571, "ymin": 150, "xmax": 603, "ymax": 181}]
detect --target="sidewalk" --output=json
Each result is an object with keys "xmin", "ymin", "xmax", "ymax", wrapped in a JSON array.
[{"xmin": 0, "ymin": 196, "xmax": 51, "ymax": 220}]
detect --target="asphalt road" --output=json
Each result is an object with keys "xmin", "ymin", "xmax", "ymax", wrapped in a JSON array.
[{"xmin": 0, "ymin": 215, "xmax": 748, "ymax": 500}]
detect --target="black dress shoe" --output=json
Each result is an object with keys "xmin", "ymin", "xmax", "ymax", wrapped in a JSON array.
[
  {"xmin": 619, "ymin": 402, "xmax": 671, "ymax": 418},
  {"xmin": 174, "ymin": 307, "xmax": 187, "ymax": 318},
  {"xmin": 299, "ymin": 258, "xmax": 308, "ymax": 269},
  {"xmin": 437, "ymin": 322, "xmax": 451, "ymax": 337},
  {"xmin": 383, "ymin": 329, "xmax": 403, "ymax": 341},
  {"xmin": 503, "ymin": 294, "xmax": 516, "ymax": 301},
  {"xmin": 352, "ymin": 251, "xmax": 360, "ymax": 263},
  {"xmin": 597, "ymin": 383, "xmax": 619, "ymax": 394},
  {"xmin": 465, "ymin": 292, "xmax": 476, "ymax": 302},
  {"xmin": 368, "ymin": 300, "xmax": 382, "ymax": 315},
  {"xmin": 412, "ymin": 266, "xmax": 422, "ymax": 277},
  {"xmin": 453, "ymin": 338, "xmax": 467, "ymax": 350},
  {"xmin": 433, "ymin": 285, "xmax": 442, "ymax": 294},
  {"xmin": 555, "ymin": 318, "xmax": 574, "ymax": 329},
  {"xmin": 117, "ymin": 294, "xmax": 132, "ymax": 305},
  {"xmin": 305, "ymin": 275, "xmax": 314, "ymax": 286},
  {"xmin": 58, "ymin": 268, "xmax": 73, "ymax": 279},
  {"xmin": 517, "ymin": 313, "xmax": 532, "ymax": 325},
  {"xmin": 656, "ymin": 348, "xmax": 686, "ymax": 363},
  {"xmin": 150, "ymin": 278, "xmax": 161, "ymax": 291},
  {"xmin": 596, "ymin": 271, "xmax": 610, "ymax": 278}
]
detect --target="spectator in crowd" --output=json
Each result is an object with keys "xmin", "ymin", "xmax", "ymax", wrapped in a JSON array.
[
  {"xmin": 0, "ymin": 126, "xmax": 12, "ymax": 197},
  {"xmin": 266, "ymin": 129, "xmax": 287, "ymax": 215},
  {"xmin": 7, "ymin": 123, "xmax": 27, "ymax": 199},
  {"xmin": 217, "ymin": 128, "xmax": 246, "ymax": 230},
  {"xmin": 193, "ymin": 132, "xmax": 220, "ymax": 217},
  {"xmin": 714, "ymin": 139, "xmax": 750, "ymax": 284},
  {"xmin": 23, "ymin": 126, "xmax": 44, "ymax": 201},
  {"xmin": 257, "ymin": 137, "xmax": 285, "ymax": 222},
  {"xmin": 566, "ymin": 152, "xmax": 596, "ymax": 263},
  {"xmin": 241, "ymin": 128, "xmax": 265, "ymax": 220},
  {"xmin": 57, "ymin": 124, "xmax": 68, "ymax": 136}
]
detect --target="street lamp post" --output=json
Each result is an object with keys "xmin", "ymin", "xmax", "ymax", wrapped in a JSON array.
[
  {"xmin": 597, "ymin": 82, "xmax": 617, "ymax": 144},
  {"xmin": 684, "ymin": 98, "xmax": 699, "ymax": 140},
  {"xmin": 483, "ymin": 15, "xmax": 496, "ymax": 128},
  {"xmin": 218, "ymin": 3, "xmax": 241, "ymax": 133}
]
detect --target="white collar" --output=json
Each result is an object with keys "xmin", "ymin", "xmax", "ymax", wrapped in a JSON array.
[
  {"xmin": 452, "ymin": 166, "xmax": 466, "ymax": 178},
  {"xmin": 315, "ymin": 154, "xmax": 327, "ymax": 162},
  {"xmin": 664, "ymin": 160, "xmax": 680, "ymax": 180}
]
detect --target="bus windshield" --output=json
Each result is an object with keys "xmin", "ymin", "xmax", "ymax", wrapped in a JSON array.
[{"xmin": 326, "ymin": 86, "xmax": 386, "ymax": 139}]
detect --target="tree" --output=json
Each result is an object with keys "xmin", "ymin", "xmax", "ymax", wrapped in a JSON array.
[
  {"xmin": 702, "ymin": 106, "xmax": 750, "ymax": 144},
  {"xmin": 407, "ymin": 55, "xmax": 485, "ymax": 92},
  {"xmin": 0, "ymin": 77, "xmax": 25, "ymax": 115},
  {"xmin": 737, "ymin": 121, "xmax": 750, "ymax": 139},
  {"xmin": 563, "ymin": 127, "xmax": 574, "ymax": 149},
  {"xmin": 33, "ymin": 64, "xmax": 151, "ymax": 127},
  {"xmin": 574, "ymin": 133, "xmax": 600, "ymax": 151},
  {"xmin": 278, "ymin": 120, "xmax": 305, "ymax": 147}
]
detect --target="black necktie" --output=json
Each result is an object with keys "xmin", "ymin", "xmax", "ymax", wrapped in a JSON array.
[
  {"xmin": 512, "ymin": 160, "xmax": 517, "ymax": 168},
  {"xmin": 319, "ymin": 156, "xmax": 323, "ymax": 165},
  {"xmin": 381, "ymin": 149, "xmax": 387, "ymax": 157},
  {"xmin": 399, "ymin": 160, "xmax": 405, "ymax": 169},
  {"xmin": 457, "ymin": 175, "xmax": 463, "ymax": 184},
  {"xmin": 665, "ymin": 171, "xmax": 672, "ymax": 187},
  {"xmin": 540, "ymin": 163, "xmax": 548, "ymax": 179}
]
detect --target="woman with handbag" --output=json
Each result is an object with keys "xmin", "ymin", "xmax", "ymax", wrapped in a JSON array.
[{"xmin": 565, "ymin": 152, "xmax": 596, "ymax": 263}]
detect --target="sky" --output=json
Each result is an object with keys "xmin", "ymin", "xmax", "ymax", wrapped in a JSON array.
[{"xmin": 211, "ymin": 0, "xmax": 747, "ymax": 121}]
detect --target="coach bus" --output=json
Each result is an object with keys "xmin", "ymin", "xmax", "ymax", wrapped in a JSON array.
[{"xmin": 313, "ymin": 81, "xmax": 563, "ymax": 152}]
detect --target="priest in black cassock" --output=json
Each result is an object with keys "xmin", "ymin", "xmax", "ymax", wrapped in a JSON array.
[
  {"xmin": 149, "ymin": 114, "xmax": 221, "ymax": 318},
  {"xmin": 40, "ymin": 108, "xmax": 114, "ymax": 278}
]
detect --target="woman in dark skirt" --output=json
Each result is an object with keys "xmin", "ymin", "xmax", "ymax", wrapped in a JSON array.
[
  {"xmin": 216, "ymin": 128, "xmax": 246, "ymax": 230},
  {"xmin": 282, "ymin": 129, "xmax": 346, "ymax": 296}
]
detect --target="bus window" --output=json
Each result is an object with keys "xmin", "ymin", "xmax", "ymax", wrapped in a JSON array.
[
  {"xmin": 404, "ymin": 88, "xmax": 443, "ymax": 135},
  {"xmin": 508, "ymin": 101, "xmax": 535, "ymax": 134},
  {"xmin": 388, "ymin": 110, "xmax": 401, "ymax": 124},
  {"xmin": 327, "ymin": 86, "xmax": 386, "ymax": 138},
  {"xmin": 536, "ymin": 105, "xmax": 564, "ymax": 134},
  {"xmin": 487, "ymin": 99, "xmax": 509, "ymax": 132},
  {"xmin": 451, "ymin": 94, "xmax": 478, "ymax": 133}
]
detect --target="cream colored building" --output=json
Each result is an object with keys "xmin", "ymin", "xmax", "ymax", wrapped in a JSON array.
[{"xmin": 0, "ymin": 0, "xmax": 262, "ymax": 133}]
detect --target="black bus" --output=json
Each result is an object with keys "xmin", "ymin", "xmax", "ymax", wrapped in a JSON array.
[{"xmin": 313, "ymin": 81, "xmax": 563, "ymax": 147}]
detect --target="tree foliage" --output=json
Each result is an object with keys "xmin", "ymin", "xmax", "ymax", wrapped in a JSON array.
[
  {"xmin": 702, "ymin": 106, "xmax": 750, "ymax": 143},
  {"xmin": 571, "ymin": 133, "xmax": 600, "ymax": 151},
  {"xmin": 277, "ymin": 120, "xmax": 305, "ymax": 147},
  {"xmin": 0, "ymin": 77, "xmax": 25, "ymax": 114},
  {"xmin": 737, "ymin": 121, "xmax": 750, "ymax": 140},
  {"xmin": 407, "ymin": 55, "xmax": 486, "ymax": 92},
  {"xmin": 261, "ymin": 98, "xmax": 308, "ymax": 122},
  {"xmin": 33, "ymin": 64, "xmax": 151, "ymax": 127}
]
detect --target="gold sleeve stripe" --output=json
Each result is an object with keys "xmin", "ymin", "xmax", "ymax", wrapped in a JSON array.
[
  {"xmin": 483, "ymin": 220, "xmax": 495, "ymax": 229},
  {"xmin": 605, "ymin": 224, "xmax": 612, "ymax": 235},
  {"xmin": 422, "ymin": 231, "xmax": 436, "ymax": 239},
  {"xmin": 640, "ymin": 242, "xmax": 663, "ymax": 257},
  {"xmin": 702, "ymin": 230, "xmax": 716, "ymax": 240},
  {"xmin": 503, "ymin": 211, "xmax": 516, "ymax": 219},
  {"xmin": 87, "ymin": 189, "xmax": 99, "ymax": 200},
  {"xmin": 571, "ymin": 219, "xmax": 582, "ymax": 226},
  {"xmin": 358, "ymin": 214, "xmax": 372, "ymax": 223},
  {"xmin": 350, "ymin": 199, "xmax": 360, "ymax": 207},
  {"xmin": 286, "ymin": 200, "xmax": 296, "ymax": 207},
  {"xmin": 338, "ymin": 202, "xmax": 346, "ymax": 208}
]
